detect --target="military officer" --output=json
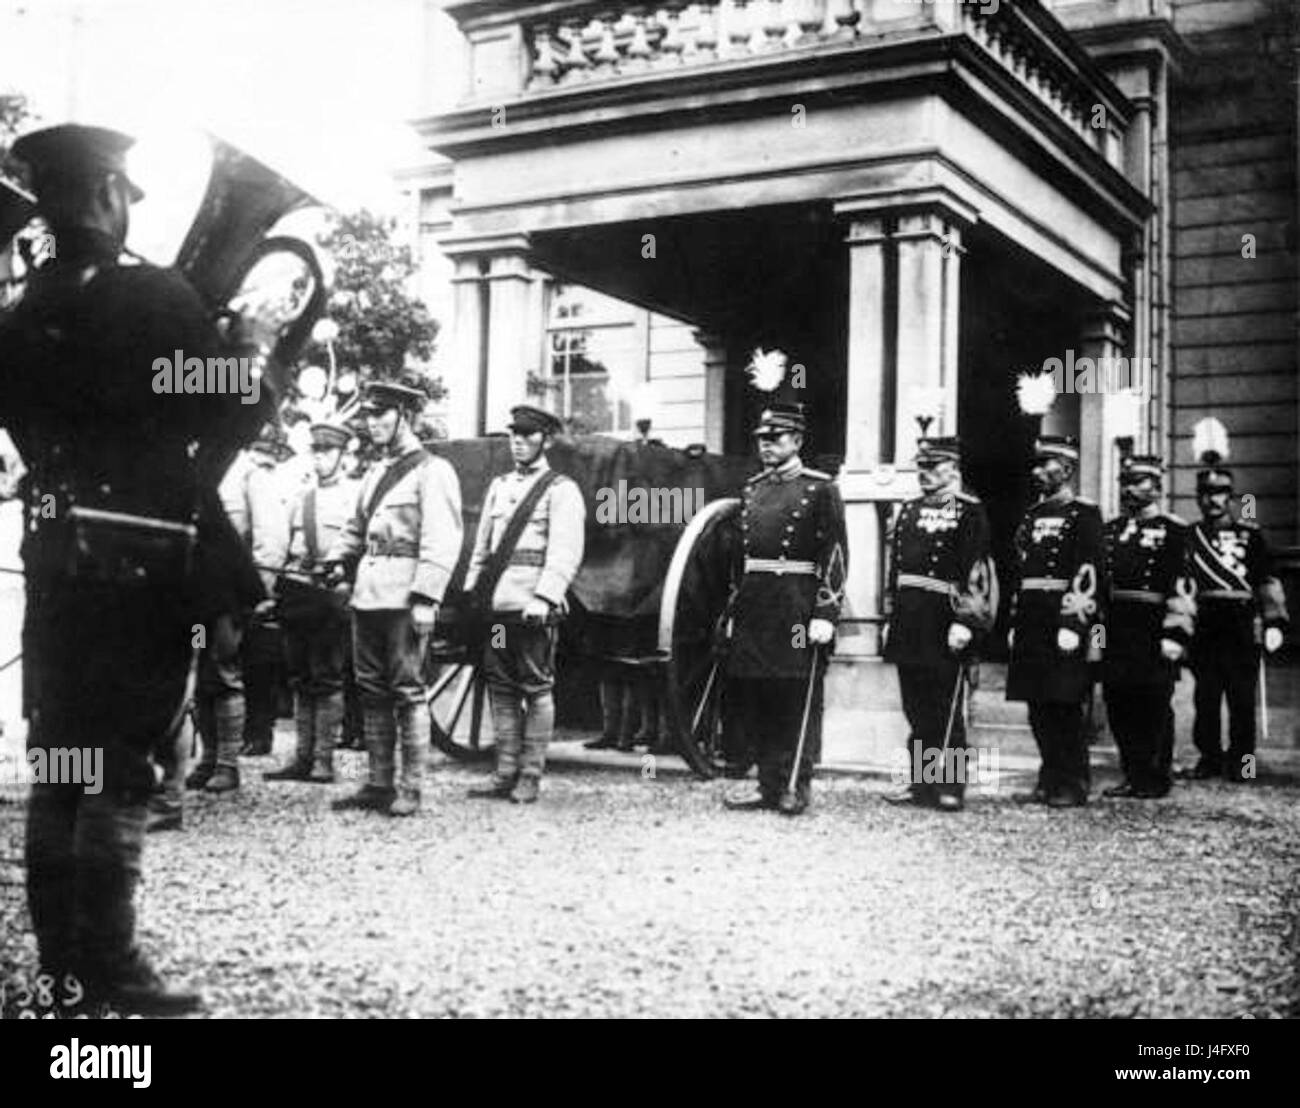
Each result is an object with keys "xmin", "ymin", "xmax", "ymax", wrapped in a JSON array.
[
  {"xmin": 0, "ymin": 123, "xmax": 262, "ymax": 1013},
  {"xmin": 466, "ymin": 405, "xmax": 586, "ymax": 804},
  {"xmin": 1099, "ymin": 455, "xmax": 1195, "ymax": 799},
  {"xmin": 883, "ymin": 437, "xmax": 996, "ymax": 812},
  {"xmin": 324, "ymin": 378, "xmax": 463, "ymax": 817},
  {"xmin": 1006, "ymin": 436, "xmax": 1105, "ymax": 808},
  {"xmin": 1185, "ymin": 463, "xmax": 1289, "ymax": 782},
  {"xmin": 265, "ymin": 420, "xmax": 359, "ymax": 783},
  {"xmin": 722, "ymin": 403, "xmax": 847, "ymax": 816}
]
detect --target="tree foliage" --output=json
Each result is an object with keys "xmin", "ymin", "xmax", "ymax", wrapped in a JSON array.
[{"xmin": 314, "ymin": 209, "xmax": 442, "ymax": 399}]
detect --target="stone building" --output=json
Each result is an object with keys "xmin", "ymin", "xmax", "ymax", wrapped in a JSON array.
[{"xmin": 408, "ymin": 0, "xmax": 1297, "ymax": 660}]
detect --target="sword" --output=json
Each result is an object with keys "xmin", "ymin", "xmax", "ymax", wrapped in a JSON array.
[
  {"xmin": 782, "ymin": 647, "xmax": 824, "ymax": 806},
  {"xmin": 1259, "ymin": 654, "xmax": 1270, "ymax": 743},
  {"xmin": 938, "ymin": 663, "xmax": 966, "ymax": 761}
]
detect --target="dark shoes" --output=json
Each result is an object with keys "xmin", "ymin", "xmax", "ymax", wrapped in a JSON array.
[
  {"xmin": 1180, "ymin": 760, "xmax": 1221, "ymax": 781},
  {"xmin": 145, "ymin": 800, "xmax": 183, "ymax": 833},
  {"xmin": 1046, "ymin": 789, "xmax": 1087, "ymax": 809},
  {"xmin": 263, "ymin": 761, "xmax": 312, "ymax": 782},
  {"xmin": 468, "ymin": 775, "xmax": 517, "ymax": 800},
  {"xmin": 83, "ymin": 954, "xmax": 202, "ymax": 1017},
  {"xmin": 239, "ymin": 738, "xmax": 273, "ymax": 757},
  {"xmin": 331, "ymin": 785, "xmax": 396, "ymax": 812},
  {"xmin": 184, "ymin": 766, "xmax": 214, "ymax": 790},
  {"xmin": 1104, "ymin": 781, "xmax": 1169, "ymax": 800},
  {"xmin": 1013, "ymin": 786, "xmax": 1049, "ymax": 805},
  {"xmin": 203, "ymin": 766, "xmax": 240, "ymax": 794},
  {"xmin": 1102, "ymin": 782, "xmax": 1137, "ymax": 799},
  {"xmin": 583, "ymin": 735, "xmax": 621, "ymax": 751}
]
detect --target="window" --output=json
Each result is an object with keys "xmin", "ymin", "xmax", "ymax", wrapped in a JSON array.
[{"xmin": 543, "ymin": 283, "xmax": 641, "ymax": 435}]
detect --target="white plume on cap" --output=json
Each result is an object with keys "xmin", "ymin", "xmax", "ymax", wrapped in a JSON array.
[
  {"xmin": 1015, "ymin": 371, "xmax": 1057, "ymax": 416},
  {"xmin": 746, "ymin": 347, "xmax": 788, "ymax": 393},
  {"xmin": 1192, "ymin": 416, "xmax": 1230, "ymax": 465}
]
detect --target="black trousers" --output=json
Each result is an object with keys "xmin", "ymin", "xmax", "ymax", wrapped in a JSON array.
[
  {"xmin": 897, "ymin": 662, "xmax": 967, "ymax": 799},
  {"xmin": 1191, "ymin": 647, "xmax": 1258, "ymax": 771},
  {"xmin": 1027, "ymin": 700, "xmax": 1089, "ymax": 800},
  {"xmin": 728, "ymin": 675, "xmax": 823, "ymax": 798},
  {"xmin": 1103, "ymin": 681, "xmax": 1174, "ymax": 792}
]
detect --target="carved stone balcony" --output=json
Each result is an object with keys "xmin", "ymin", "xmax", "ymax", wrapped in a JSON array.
[{"xmin": 433, "ymin": 0, "xmax": 1130, "ymax": 171}]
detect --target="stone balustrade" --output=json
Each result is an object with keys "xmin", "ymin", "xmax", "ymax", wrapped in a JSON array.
[{"xmin": 507, "ymin": 1, "xmax": 1124, "ymax": 167}]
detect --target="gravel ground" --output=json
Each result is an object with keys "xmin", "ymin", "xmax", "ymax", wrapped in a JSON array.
[{"xmin": 2, "ymin": 743, "xmax": 1298, "ymax": 1019}]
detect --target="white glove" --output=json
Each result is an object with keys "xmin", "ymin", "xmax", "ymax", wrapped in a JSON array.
[
  {"xmin": 411, "ymin": 602, "xmax": 439, "ymax": 635},
  {"xmin": 1159, "ymin": 638, "xmax": 1185, "ymax": 662},
  {"xmin": 1057, "ymin": 627, "xmax": 1081, "ymax": 654},
  {"xmin": 947, "ymin": 623, "xmax": 972, "ymax": 653},
  {"xmin": 522, "ymin": 597, "xmax": 552, "ymax": 626},
  {"xmin": 1264, "ymin": 627, "xmax": 1283, "ymax": 654},
  {"xmin": 808, "ymin": 618, "xmax": 835, "ymax": 646}
]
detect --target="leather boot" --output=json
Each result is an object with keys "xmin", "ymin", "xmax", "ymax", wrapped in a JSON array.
[
  {"xmin": 585, "ymin": 678, "xmax": 626, "ymax": 750},
  {"xmin": 265, "ymin": 694, "xmax": 314, "ymax": 781},
  {"xmin": 187, "ymin": 696, "xmax": 219, "ymax": 789},
  {"xmin": 310, "ymin": 691, "xmax": 343, "ymax": 783},
  {"xmin": 332, "ymin": 702, "xmax": 396, "ymax": 811},
  {"xmin": 204, "ymin": 694, "xmax": 244, "ymax": 793},
  {"xmin": 390, "ymin": 700, "xmax": 429, "ymax": 816},
  {"xmin": 517, "ymin": 690, "xmax": 554, "ymax": 800}
]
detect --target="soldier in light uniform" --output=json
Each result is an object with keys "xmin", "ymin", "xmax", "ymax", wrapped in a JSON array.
[
  {"xmin": 722, "ymin": 403, "xmax": 847, "ymax": 816},
  {"xmin": 883, "ymin": 437, "xmax": 996, "ymax": 812},
  {"xmin": 265, "ymin": 420, "xmax": 359, "ymax": 783},
  {"xmin": 324, "ymin": 379, "xmax": 463, "ymax": 817},
  {"xmin": 1006, "ymin": 436, "xmax": 1105, "ymax": 808},
  {"xmin": 1099, "ymin": 455, "xmax": 1195, "ymax": 799},
  {"xmin": 1185, "ymin": 462, "xmax": 1289, "ymax": 782},
  {"xmin": 467, "ymin": 405, "xmax": 586, "ymax": 804}
]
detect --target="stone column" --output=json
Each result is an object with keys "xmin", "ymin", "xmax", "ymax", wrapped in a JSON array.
[
  {"xmin": 894, "ymin": 209, "xmax": 964, "ymax": 460},
  {"xmin": 1077, "ymin": 302, "xmax": 1134, "ymax": 516},
  {"xmin": 835, "ymin": 213, "xmax": 896, "ymax": 657},
  {"xmin": 445, "ymin": 252, "xmax": 488, "ymax": 438},
  {"xmin": 482, "ymin": 237, "xmax": 533, "ymax": 432}
]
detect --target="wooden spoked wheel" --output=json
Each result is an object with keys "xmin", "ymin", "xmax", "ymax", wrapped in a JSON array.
[
  {"xmin": 658, "ymin": 497, "xmax": 742, "ymax": 778},
  {"xmin": 426, "ymin": 640, "xmax": 493, "ymax": 762}
]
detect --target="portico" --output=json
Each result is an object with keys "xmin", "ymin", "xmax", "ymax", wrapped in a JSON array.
[{"xmin": 418, "ymin": 0, "xmax": 1169, "ymax": 656}]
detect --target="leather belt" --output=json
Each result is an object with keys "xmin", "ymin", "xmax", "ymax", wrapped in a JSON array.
[
  {"xmin": 1200, "ymin": 588, "xmax": 1252, "ymax": 601},
  {"xmin": 1020, "ymin": 576, "xmax": 1068, "ymax": 592},
  {"xmin": 897, "ymin": 572, "xmax": 957, "ymax": 596},
  {"xmin": 744, "ymin": 558, "xmax": 817, "ymax": 576},
  {"xmin": 1112, "ymin": 588, "xmax": 1162, "ymax": 604},
  {"xmin": 508, "ymin": 549, "xmax": 545, "ymax": 567},
  {"xmin": 366, "ymin": 539, "xmax": 418, "ymax": 558}
]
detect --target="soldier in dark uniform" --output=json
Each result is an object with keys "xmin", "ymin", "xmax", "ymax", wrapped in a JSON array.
[
  {"xmin": 0, "ymin": 124, "xmax": 262, "ymax": 1013},
  {"xmin": 1185, "ymin": 463, "xmax": 1289, "ymax": 782},
  {"xmin": 883, "ymin": 437, "xmax": 996, "ymax": 812},
  {"xmin": 1099, "ymin": 455, "xmax": 1195, "ymax": 799},
  {"xmin": 722, "ymin": 403, "xmax": 847, "ymax": 816},
  {"xmin": 1006, "ymin": 436, "xmax": 1105, "ymax": 808}
]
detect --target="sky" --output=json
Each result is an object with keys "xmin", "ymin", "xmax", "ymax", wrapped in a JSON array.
[{"xmin": 0, "ymin": 0, "xmax": 461, "ymax": 228}]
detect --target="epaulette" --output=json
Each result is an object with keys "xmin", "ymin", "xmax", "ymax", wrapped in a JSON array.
[
  {"xmin": 1074, "ymin": 496, "xmax": 1096, "ymax": 506},
  {"xmin": 745, "ymin": 471, "xmax": 765, "ymax": 486},
  {"xmin": 954, "ymin": 491, "xmax": 980, "ymax": 504},
  {"xmin": 1160, "ymin": 511, "xmax": 1187, "ymax": 526},
  {"xmin": 802, "ymin": 468, "xmax": 831, "ymax": 481}
]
